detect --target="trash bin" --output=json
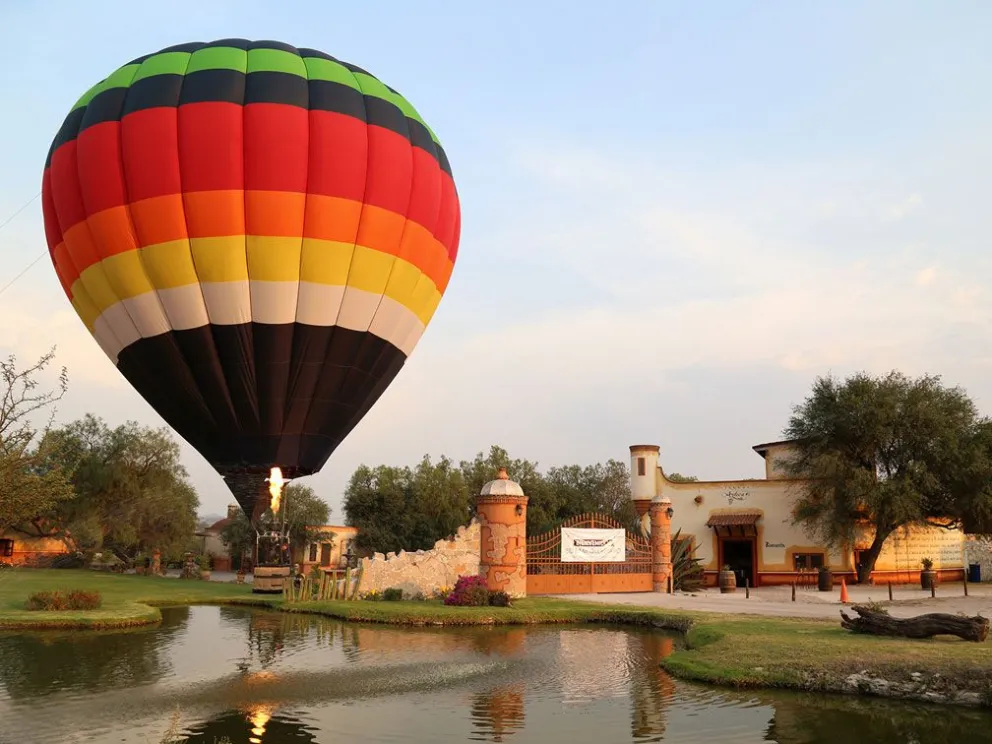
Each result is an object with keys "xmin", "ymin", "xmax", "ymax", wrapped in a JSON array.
[
  {"xmin": 968, "ymin": 563, "xmax": 981, "ymax": 583},
  {"xmin": 817, "ymin": 566, "xmax": 833, "ymax": 592}
]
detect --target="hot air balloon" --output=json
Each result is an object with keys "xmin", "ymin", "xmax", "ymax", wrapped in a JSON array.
[{"xmin": 41, "ymin": 39, "xmax": 460, "ymax": 579}]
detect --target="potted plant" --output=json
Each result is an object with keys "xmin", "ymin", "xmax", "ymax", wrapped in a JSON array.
[
  {"xmin": 199, "ymin": 553, "xmax": 212, "ymax": 581},
  {"xmin": 718, "ymin": 564, "xmax": 737, "ymax": 593},
  {"xmin": 920, "ymin": 557, "xmax": 937, "ymax": 590}
]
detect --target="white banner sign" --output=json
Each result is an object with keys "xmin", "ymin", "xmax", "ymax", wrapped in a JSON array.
[{"xmin": 560, "ymin": 527, "xmax": 626, "ymax": 563}]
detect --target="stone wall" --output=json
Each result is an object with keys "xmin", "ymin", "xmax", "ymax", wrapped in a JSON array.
[
  {"xmin": 966, "ymin": 536, "xmax": 992, "ymax": 582},
  {"xmin": 358, "ymin": 520, "xmax": 481, "ymax": 598}
]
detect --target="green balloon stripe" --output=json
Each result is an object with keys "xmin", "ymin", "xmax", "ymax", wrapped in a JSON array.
[{"xmin": 69, "ymin": 47, "xmax": 439, "ymax": 146}]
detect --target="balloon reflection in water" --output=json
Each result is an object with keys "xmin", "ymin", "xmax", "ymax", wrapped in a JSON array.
[
  {"xmin": 177, "ymin": 707, "xmax": 317, "ymax": 743},
  {"xmin": 249, "ymin": 705, "xmax": 271, "ymax": 743}
]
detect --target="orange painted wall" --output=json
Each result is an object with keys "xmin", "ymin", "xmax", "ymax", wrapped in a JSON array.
[{"xmin": 0, "ymin": 531, "xmax": 70, "ymax": 566}]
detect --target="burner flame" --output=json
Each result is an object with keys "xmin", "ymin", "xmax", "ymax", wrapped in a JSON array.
[{"xmin": 267, "ymin": 466, "xmax": 285, "ymax": 515}]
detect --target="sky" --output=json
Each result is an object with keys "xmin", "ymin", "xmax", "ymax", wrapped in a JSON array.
[{"xmin": 1, "ymin": 1, "xmax": 991, "ymax": 521}]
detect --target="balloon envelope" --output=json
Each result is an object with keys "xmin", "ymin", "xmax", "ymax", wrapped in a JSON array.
[{"xmin": 41, "ymin": 39, "xmax": 460, "ymax": 519}]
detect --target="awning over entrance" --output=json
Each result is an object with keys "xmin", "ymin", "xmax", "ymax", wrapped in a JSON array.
[{"xmin": 706, "ymin": 509, "xmax": 763, "ymax": 538}]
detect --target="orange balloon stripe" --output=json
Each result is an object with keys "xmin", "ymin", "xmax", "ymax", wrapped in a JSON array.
[{"xmin": 52, "ymin": 191, "xmax": 454, "ymax": 292}]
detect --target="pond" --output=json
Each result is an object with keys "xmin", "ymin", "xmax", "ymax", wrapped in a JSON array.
[{"xmin": 0, "ymin": 606, "xmax": 990, "ymax": 743}]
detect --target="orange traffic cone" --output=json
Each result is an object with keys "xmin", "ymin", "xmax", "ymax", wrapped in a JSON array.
[{"xmin": 840, "ymin": 578, "xmax": 850, "ymax": 604}]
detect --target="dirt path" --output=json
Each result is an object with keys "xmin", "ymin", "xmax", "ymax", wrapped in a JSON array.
[{"xmin": 560, "ymin": 582, "xmax": 992, "ymax": 619}]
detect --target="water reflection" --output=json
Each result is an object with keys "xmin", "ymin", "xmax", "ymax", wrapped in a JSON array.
[
  {"xmin": 0, "ymin": 605, "xmax": 188, "ymax": 699},
  {"xmin": 630, "ymin": 634, "xmax": 677, "ymax": 741},
  {"xmin": 763, "ymin": 691, "xmax": 992, "ymax": 743},
  {"xmin": 181, "ymin": 707, "xmax": 318, "ymax": 743},
  {"xmin": 1, "ymin": 605, "xmax": 991, "ymax": 744}
]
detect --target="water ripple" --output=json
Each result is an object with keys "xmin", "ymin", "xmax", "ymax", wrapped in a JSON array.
[{"xmin": 2, "ymin": 606, "xmax": 992, "ymax": 743}]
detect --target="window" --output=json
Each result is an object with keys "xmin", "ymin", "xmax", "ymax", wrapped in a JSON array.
[
  {"xmin": 793, "ymin": 552, "xmax": 824, "ymax": 571},
  {"xmin": 308, "ymin": 543, "xmax": 318, "ymax": 562},
  {"xmin": 637, "ymin": 457, "xmax": 646, "ymax": 476},
  {"xmin": 0, "ymin": 539, "xmax": 13, "ymax": 558}
]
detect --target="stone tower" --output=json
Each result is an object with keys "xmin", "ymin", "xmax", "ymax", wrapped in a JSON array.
[{"xmin": 476, "ymin": 468, "xmax": 529, "ymax": 598}]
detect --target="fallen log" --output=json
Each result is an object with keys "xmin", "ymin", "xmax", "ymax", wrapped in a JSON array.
[{"xmin": 839, "ymin": 604, "xmax": 989, "ymax": 642}]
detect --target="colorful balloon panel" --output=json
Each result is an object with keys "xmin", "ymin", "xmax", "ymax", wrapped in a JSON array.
[{"xmin": 41, "ymin": 39, "xmax": 460, "ymax": 512}]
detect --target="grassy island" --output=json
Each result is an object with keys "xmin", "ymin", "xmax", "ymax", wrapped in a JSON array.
[{"xmin": 0, "ymin": 569, "xmax": 260, "ymax": 629}]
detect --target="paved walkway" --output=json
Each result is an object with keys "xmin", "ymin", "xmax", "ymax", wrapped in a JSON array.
[
  {"xmin": 157, "ymin": 569, "xmax": 253, "ymax": 584},
  {"xmin": 560, "ymin": 582, "xmax": 992, "ymax": 619}
]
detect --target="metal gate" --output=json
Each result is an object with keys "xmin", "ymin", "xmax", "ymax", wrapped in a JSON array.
[{"xmin": 526, "ymin": 513, "xmax": 652, "ymax": 595}]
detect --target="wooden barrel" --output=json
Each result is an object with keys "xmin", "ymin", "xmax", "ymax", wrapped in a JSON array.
[
  {"xmin": 818, "ymin": 567, "xmax": 833, "ymax": 592},
  {"xmin": 718, "ymin": 569, "xmax": 737, "ymax": 594},
  {"xmin": 253, "ymin": 565, "xmax": 291, "ymax": 594}
]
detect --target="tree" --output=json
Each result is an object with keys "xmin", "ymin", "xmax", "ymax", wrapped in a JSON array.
[
  {"xmin": 0, "ymin": 348, "xmax": 75, "ymax": 535},
  {"xmin": 45, "ymin": 414, "xmax": 199, "ymax": 560},
  {"xmin": 344, "ymin": 456, "xmax": 471, "ymax": 555},
  {"xmin": 459, "ymin": 446, "xmax": 554, "ymax": 532},
  {"xmin": 783, "ymin": 371, "xmax": 992, "ymax": 583},
  {"xmin": 219, "ymin": 510, "xmax": 255, "ymax": 567},
  {"xmin": 344, "ymin": 446, "xmax": 642, "ymax": 553},
  {"xmin": 273, "ymin": 482, "xmax": 333, "ymax": 561},
  {"xmin": 666, "ymin": 472, "xmax": 698, "ymax": 483},
  {"xmin": 224, "ymin": 482, "xmax": 333, "ymax": 565}
]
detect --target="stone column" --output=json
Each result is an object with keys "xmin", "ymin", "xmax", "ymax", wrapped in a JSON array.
[
  {"xmin": 477, "ymin": 468, "xmax": 529, "ymax": 598},
  {"xmin": 650, "ymin": 497, "xmax": 673, "ymax": 593}
]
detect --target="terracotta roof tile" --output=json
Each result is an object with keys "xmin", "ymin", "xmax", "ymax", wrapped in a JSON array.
[{"xmin": 705, "ymin": 509, "xmax": 763, "ymax": 527}]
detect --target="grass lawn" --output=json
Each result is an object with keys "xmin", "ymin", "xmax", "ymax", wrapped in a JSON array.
[
  {"xmin": 661, "ymin": 613, "xmax": 992, "ymax": 701},
  {"xmin": 0, "ymin": 568, "xmax": 258, "ymax": 629}
]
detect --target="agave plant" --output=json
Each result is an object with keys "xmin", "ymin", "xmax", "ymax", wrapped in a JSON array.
[{"xmin": 670, "ymin": 528, "xmax": 705, "ymax": 592}]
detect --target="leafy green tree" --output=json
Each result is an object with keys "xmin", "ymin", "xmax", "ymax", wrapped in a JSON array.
[
  {"xmin": 344, "ymin": 446, "xmax": 641, "ymax": 552},
  {"xmin": 44, "ymin": 414, "xmax": 199, "ymax": 561},
  {"xmin": 219, "ymin": 510, "xmax": 255, "ymax": 567},
  {"xmin": 272, "ymin": 482, "xmax": 333, "ymax": 561},
  {"xmin": 343, "ymin": 463, "xmax": 417, "ymax": 554},
  {"xmin": 0, "ymin": 348, "xmax": 76, "ymax": 536},
  {"xmin": 458, "ymin": 446, "xmax": 554, "ymax": 532},
  {"xmin": 409, "ymin": 455, "xmax": 471, "ymax": 547},
  {"xmin": 226, "ymin": 483, "xmax": 334, "ymax": 564},
  {"xmin": 666, "ymin": 472, "xmax": 698, "ymax": 483},
  {"xmin": 539, "ymin": 460, "xmax": 637, "ymax": 533},
  {"xmin": 344, "ymin": 456, "xmax": 471, "ymax": 555},
  {"xmin": 783, "ymin": 371, "xmax": 992, "ymax": 583}
]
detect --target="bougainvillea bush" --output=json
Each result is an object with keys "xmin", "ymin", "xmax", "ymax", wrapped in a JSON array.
[
  {"xmin": 443, "ymin": 576, "xmax": 513, "ymax": 607},
  {"xmin": 443, "ymin": 575, "xmax": 490, "ymax": 606}
]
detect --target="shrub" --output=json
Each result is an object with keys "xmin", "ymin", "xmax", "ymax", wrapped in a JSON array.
[
  {"xmin": 488, "ymin": 590, "xmax": 512, "ymax": 607},
  {"xmin": 25, "ymin": 589, "xmax": 103, "ymax": 611},
  {"xmin": 51, "ymin": 553, "xmax": 86, "ymax": 569},
  {"xmin": 361, "ymin": 590, "xmax": 383, "ymax": 601},
  {"xmin": 382, "ymin": 587, "xmax": 403, "ymax": 601},
  {"xmin": 443, "ymin": 575, "xmax": 490, "ymax": 606}
]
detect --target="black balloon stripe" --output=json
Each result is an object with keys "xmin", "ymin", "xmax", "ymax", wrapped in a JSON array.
[
  {"xmin": 46, "ymin": 68, "xmax": 448, "ymax": 176},
  {"xmin": 115, "ymin": 322, "xmax": 407, "ymax": 505}
]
